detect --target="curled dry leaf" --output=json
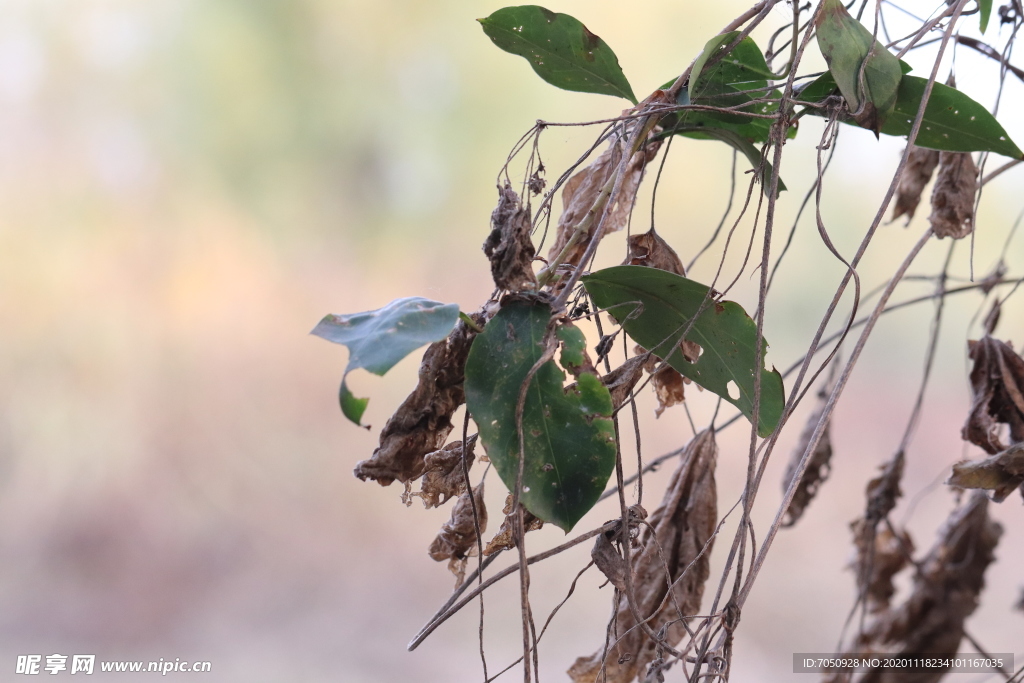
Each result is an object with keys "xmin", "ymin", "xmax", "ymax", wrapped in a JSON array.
[
  {"xmin": 600, "ymin": 355, "xmax": 647, "ymax": 410},
  {"xmin": 591, "ymin": 528, "xmax": 629, "ymax": 592},
  {"xmin": 483, "ymin": 182, "xmax": 538, "ymax": 292},
  {"xmin": 961, "ymin": 335, "xmax": 1024, "ymax": 455},
  {"xmin": 568, "ymin": 430, "xmax": 717, "ymax": 683},
  {"xmin": 865, "ymin": 450, "xmax": 905, "ymax": 525},
  {"xmin": 545, "ymin": 135, "xmax": 662, "ymax": 282},
  {"xmin": 947, "ymin": 442, "xmax": 1024, "ymax": 503},
  {"xmin": 354, "ymin": 313, "xmax": 484, "ymax": 486},
  {"xmin": 782, "ymin": 389, "xmax": 834, "ymax": 527},
  {"xmin": 837, "ymin": 492, "xmax": 1002, "ymax": 683},
  {"xmin": 851, "ymin": 525, "xmax": 915, "ymax": 613},
  {"xmin": 409, "ymin": 435, "xmax": 478, "ymax": 509},
  {"xmin": 428, "ymin": 483, "xmax": 488, "ymax": 584},
  {"xmin": 623, "ymin": 229, "xmax": 701, "ymax": 417},
  {"xmin": 892, "ymin": 145, "xmax": 939, "ymax": 224},
  {"xmin": 928, "ymin": 151, "xmax": 978, "ymax": 240},
  {"xmin": 482, "ymin": 494, "xmax": 543, "ymax": 556}
]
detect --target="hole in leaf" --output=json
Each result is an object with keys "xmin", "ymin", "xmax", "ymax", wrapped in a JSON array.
[{"xmin": 726, "ymin": 380, "xmax": 740, "ymax": 400}]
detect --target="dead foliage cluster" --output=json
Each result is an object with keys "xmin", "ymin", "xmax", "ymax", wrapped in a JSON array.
[
  {"xmin": 569, "ymin": 430, "xmax": 717, "ymax": 683},
  {"xmin": 484, "ymin": 182, "xmax": 538, "ymax": 292},
  {"xmin": 831, "ymin": 492, "xmax": 1002, "ymax": 683}
]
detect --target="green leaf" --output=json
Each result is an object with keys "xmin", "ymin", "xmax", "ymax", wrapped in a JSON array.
[
  {"xmin": 689, "ymin": 32, "xmax": 774, "ymax": 109},
  {"xmin": 464, "ymin": 300, "xmax": 616, "ymax": 531},
  {"xmin": 815, "ymin": 0, "xmax": 903, "ymax": 134},
  {"xmin": 478, "ymin": 6, "xmax": 637, "ymax": 103},
  {"xmin": 582, "ymin": 266, "xmax": 785, "ymax": 437},
  {"xmin": 799, "ymin": 72, "xmax": 1024, "ymax": 159},
  {"xmin": 312, "ymin": 297, "xmax": 461, "ymax": 426},
  {"xmin": 881, "ymin": 76, "xmax": 1024, "ymax": 159},
  {"xmin": 979, "ymin": 0, "xmax": 992, "ymax": 33}
]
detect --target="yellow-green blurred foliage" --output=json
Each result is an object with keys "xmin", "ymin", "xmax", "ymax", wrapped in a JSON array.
[{"xmin": 0, "ymin": 0, "xmax": 1021, "ymax": 680}]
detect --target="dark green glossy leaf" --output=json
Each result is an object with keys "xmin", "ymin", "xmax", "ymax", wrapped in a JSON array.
[
  {"xmin": 312, "ymin": 297, "xmax": 461, "ymax": 426},
  {"xmin": 582, "ymin": 266, "xmax": 785, "ymax": 437},
  {"xmin": 799, "ymin": 72, "xmax": 1024, "ymax": 159},
  {"xmin": 882, "ymin": 76, "xmax": 1024, "ymax": 159},
  {"xmin": 980, "ymin": 0, "xmax": 992, "ymax": 33},
  {"xmin": 815, "ymin": 0, "xmax": 902, "ymax": 134},
  {"xmin": 479, "ymin": 6, "xmax": 636, "ymax": 103},
  {"xmin": 464, "ymin": 300, "xmax": 616, "ymax": 531}
]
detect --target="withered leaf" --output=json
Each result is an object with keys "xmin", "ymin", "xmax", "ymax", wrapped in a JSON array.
[
  {"xmin": 947, "ymin": 442, "xmax": 1024, "ymax": 502},
  {"xmin": 843, "ymin": 492, "xmax": 1002, "ymax": 683},
  {"xmin": 591, "ymin": 528, "xmax": 629, "ymax": 592},
  {"xmin": 850, "ymin": 524, "xmax": 914, "ymax": 613},
  {"xmin": 865, "ymin": 450, "xmax": 905, "ymax": 525},
  {"xmin": 623, "ymin": 229, "xmax": 699, "ymax": 417},
  {"xmin": 483, "ymin": 182, "xmax": 538, "ymax": 292},
  {"xmin": 782, "ymin": 391, "xmax": 834, "ymax": 527},
  {"xmin": 568, "ymin": 430, "xmax": 717, "ymax": 683},
  {"xmin": 892, "ymin": 145, "xmax": 939, "ymax": 224},
  {"xmin": 546, "ymin": 135, "xmax": 662, "ymax": 282},
  {"xmin": 600, "ymin": 355, "xmax": 647, "ymax": 410},
  {"xmin": 928, "ymin": 151, "xmax": 978, "ymax": 239},
  {"xmin": 354, "ymin": 314, "xmax": 484, "ymax": 486},
  {"xmin": 411, "ymin": 435, "xmax": 478, "ymax": 509},
  {"xmin": 428, "ymin": 483, "xmax": 488, "ymax": 583},
  {"xmin": 624, "ymin": 228, "xmax": 686, "ymax": 276},
  {"xmin": 961, "ymin": 335, "xmax": 1024, "ymax": 455},
  {"xmin": 482, "ymin": 494, "xmax": 543, "ymax": 556}
]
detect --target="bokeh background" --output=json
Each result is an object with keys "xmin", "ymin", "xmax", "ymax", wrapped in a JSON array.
[{"xmin": 0, "ymin": 0, "xmax": 1021, "ymax": 680}]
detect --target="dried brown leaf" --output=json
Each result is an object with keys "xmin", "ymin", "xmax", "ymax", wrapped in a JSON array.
[
  {"xmin": 947, "ymin": 442, "xmax": 1024, "ymax": 502},
  {"xmin": 482, "ymin": 494, "xmax": 543, "ymax": 556},
  {"xmin": 782, "ymin": 396, "xmax": 834, "ymax": 527},
  {"xmin": 849, "ymin": 492, "xmax": 1002, "ymax": 683},
  {"xmin": 483, "ymin": 182, "xmax": 538, "ymax": 292},
  {"xmin": 545, "ymin": 136, "xmax": 662, "ymax": 280},
  {"xmin": 865, "ymin": 450, "xmax": 905, "ymax": 525},
  {"xmin": 568, "ymin": 430, "xmax": 717, "ymax": 683},
  {"xmin": 928, "ymin": 151, "xmax": 978, "ymax": 240},
  {"xmin": 624, "ymin": 228, "xmax": 686, "ymax": 276},
  {"xmin": 591, "ymin": 529, "xmax": 629, "ymax": 592},
  {"xmin": 600, "ymin": 355, "xmax": 647, "ymax": 410},
  {"xmin": 409, "ymin": 436, "xmax": 478, "ymax": 509},
  {"xmin": 354, "ymin": 314, "xmax": 484, "ymax": 486},
  {"xmin": 961, "ymin": 336, "xmax": 1024, "ymax": 455},
  {"xmin": 851, "ymin": 525, "xmax": 915, "ymax": 613},
  {"xmin": 428, "ymin": 483, "xmax": 488, "ymax": 584},
  {"xmin": 892, "ymin": 146, "xmax": 939, "ymax": 223}
]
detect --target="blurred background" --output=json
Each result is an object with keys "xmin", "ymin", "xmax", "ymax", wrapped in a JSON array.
[{"xmin": 0, "ymin": 0, "xmax": 1021, "ymax": 680}]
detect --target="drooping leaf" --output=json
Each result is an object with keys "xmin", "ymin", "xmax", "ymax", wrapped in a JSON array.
[
  {"xmin": 815, "ymin": 0, "xmax": 903, "ymax": 134},
  {"xmin": 353, "ymin": 312, "xmax": 484, "ymax": 486},
  {"xmin": 962, "ymin": 336, "xmax": 1024, "ymax": 454},
  {"xmin": 892, "ymin": 145, "xmax": 940, "ymax": 223},
  {"xmin": 980, "ymin": 0, "xmax": 992, "ymax": 33},
  {"xmin": 428, "ymin": 483, "xmax": 488, "ymax": 586},
  {"xmin": 484, "ymin": 182, "xmax": 537, "ymax": 292},
  {"xmin": 569, "ymin": 431, "xmax": 717, "ymax": 683},
  {"xmin": 582, "ymin": 266, "xmax": 785, "ymax": 437},
  {"xmin": 798, "ymin": 73, "xmax": 1024, "ymax": 158},
  {"xmin": 464, "ymin": 299, "xmax": 616, "ymax": 531},
  {"xmin": 312, "ymin": 297, "xmax": 461, "ymax": 426},
  {"xmin": 782, "ymin": 384, "xmax": 835, "ymax": 527},
  {"xmin": 478, "ymin": 6, "xmax": 637, "ymax": 103},
  {"xmin": 929, "ymin": 151, "xmax": 978, "ymax": 239}
]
